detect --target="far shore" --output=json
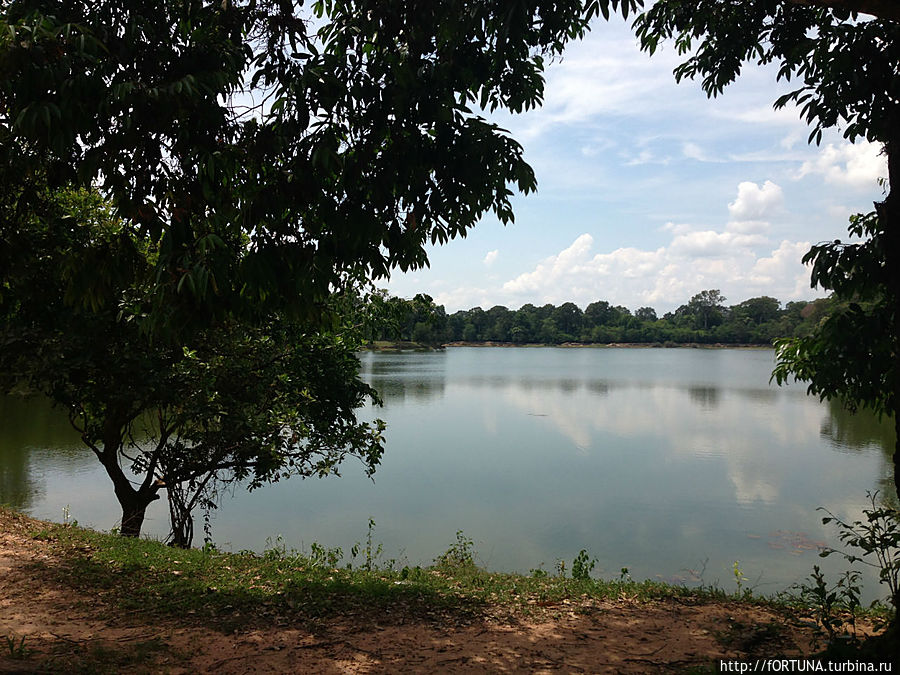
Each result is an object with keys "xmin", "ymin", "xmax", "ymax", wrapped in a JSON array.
[
  {"xmin": 366, "ymin": 340, "xmax": 775, "ymax": 351},
  {"xmin": 442, "ymin": 341, "xmax": 774, "ymax": 349}
]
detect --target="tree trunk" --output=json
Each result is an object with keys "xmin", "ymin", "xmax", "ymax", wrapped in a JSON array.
[
  {"xmin": 119, "ymin": 497, "xmax": 148, "ymax": 538},
  {"xmin": 879, "ymin": 136, "xmax": 900, "ymax": 502},
  {"xmin": 107, "ymin": 469, "xmax": 159, "ymax": 538},
  {"xmin": 96, "ymin": 426, "xmax": 160, "ymax": 538},
  {"xmin": 167, "ymin": 485, "xmax": 195, "ymax": 549}
]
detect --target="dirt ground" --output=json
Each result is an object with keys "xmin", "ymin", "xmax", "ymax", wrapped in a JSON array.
[{"xmin": 0, "ymin": 509, "xmax": 850, "ymax": 673}]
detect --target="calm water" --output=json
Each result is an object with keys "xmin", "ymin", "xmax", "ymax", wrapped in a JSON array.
[{"xmin": 1, "ymin": 348, "xmax": 895, "ymax": 601}]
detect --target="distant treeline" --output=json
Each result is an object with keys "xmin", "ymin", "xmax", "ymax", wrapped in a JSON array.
[{"xmin": 368, "ymin": 289, "xmax": 839, "ymax": 346}]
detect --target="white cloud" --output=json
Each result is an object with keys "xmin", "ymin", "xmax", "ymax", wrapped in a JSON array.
[
  {"xmin": 724, "ymin": 180, "xmax": 784, "ymax": 234},
  {"xmin": 728, "ymin": 181, "xmax": 784, "ymax": 221},
  {"xmin": 750, "ymin": 240, "xmax": 814, "ymax": 299},
  {"xmin": 682, "ymin": 142, "xmax": 717, "ymax": 162},
  {"xmin": 798, "ymin": 141, "xmax": 886, "ymax": 189},
  {"xmin": 501, "ymin": 232, "xmax": 814, "ymax": 311},
  {"xmin": 669, "ymin": 230, "xmax": 768, "ymax": 258},
  {"xmin": 452, "ymin": 181, "xmax": 824, "ymax": 312},
  {"xmin": 483, "ymin": 249, "xmax": 499, "ymax": 266}
]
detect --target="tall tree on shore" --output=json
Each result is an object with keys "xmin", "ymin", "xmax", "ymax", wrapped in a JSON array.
[
  {"xmin": 0, "ymin": 0, "xmax": 629, "ymax": 334},
  {"xmin": 633, "ymin": 0, "xmax": 900, "ymax": 497},
  {"xmin": 1, "ymin": 0, "xmax": 642, "ymax": 540},
  {"xmin": 632, "ymin": 0, "xmax": 900, "ymax": 650}
]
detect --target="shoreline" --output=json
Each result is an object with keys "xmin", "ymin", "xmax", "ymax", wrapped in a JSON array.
[
  {"xmin": 2, "ymin": 506, "xmax": 891, "ymax": 671},
  {"xmin": 364, "ymin": 340, "xmax": 775, "ymax": 351},
  {"xmin": 442, "ymin": 341, "xmax": 774, "ymax": 349}
]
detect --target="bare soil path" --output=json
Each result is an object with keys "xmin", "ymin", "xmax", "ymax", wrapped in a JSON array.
[{"xmin": 0, "ymin": 509, "xmax": 842, "ymax": 673}]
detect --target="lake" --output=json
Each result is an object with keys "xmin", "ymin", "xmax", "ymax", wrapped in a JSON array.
[{"xmin": 1, "ymin": 347, "xmax": 895, "ymax": 601}]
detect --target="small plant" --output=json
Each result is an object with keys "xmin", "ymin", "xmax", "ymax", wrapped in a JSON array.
[
  {"xmin": 5, "ymin": 634, "xmax": 27, "ymax": 660},
  {"xmin": 732, "ymin": 560, "xmax": 750, "ymax": 598},
  {"xmin": 818, "ymin": 492, "xmax": 900, "ymax": 612},
  {"xmin": 619, "ymin": 567, "xmax": 632, "ymax": 582},
  {"xmin": 309, "ymin": 542, "xmax": 343, "ymax": 568},
  {"xmin": 434, "ymin": 530, "xmax": 476, "ymax": 570},
  {"xmin": 350, "ymin": 518, "xmax": 383, "ymax": 572},
  {"xmin": 554, "ymin": 558, "xmax": 566, "ymax": 578},
  {"xmin": 794, "ymin": 565, "xmax": 861, "ymax": 647},
  {"xmin": 571, "ymin": 549, "xmax": 596, "ymax": 581},
  {"xmin": 263, "ymin": 534, "xmax": 289, "ymax": 560},
  {"xmin": 530, "ymin": 565, "xmax": 548, "ymax": 578}
]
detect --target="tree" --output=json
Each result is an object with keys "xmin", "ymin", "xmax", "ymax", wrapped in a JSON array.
[
  {"xmin": 0, "ymin": 0, "xmax": 621, "ymax": 334},
  {"xmin": 0, "ymin": 189, "xmax": 383, "ymax": 546},
  {"xmin": 732, "ymin": 297, "xmax": 781, "ymax": 325},
  {"xmin": 552, "ymin": 302, "xmax": 584, "ymax": 340},
  {"xmin": 633, "ymin": 0, "xmax": 900, "ymax": 646},
  {"xmin": 1, "ymin": 0, "xmax": 641, "ymax": 539},
  {"xmin": 635, "ymin": 306, "xmax": 657, "ymax": 322},
  {"xmin": 633, "ymin": 0, "xmax": 899, "ymax": 498},
  {"xmin": 676, "ymin": 290, "xmax": 726, "ymax": 331}
]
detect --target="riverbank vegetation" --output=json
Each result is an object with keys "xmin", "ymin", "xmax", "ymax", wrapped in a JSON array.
[
  {"xmin": 1, "ymin": 506, "xmax": 895, "ymax": 670},
  {"xmin": 367, "ymin": 289, "xmax": 845, "ymax": 348}
]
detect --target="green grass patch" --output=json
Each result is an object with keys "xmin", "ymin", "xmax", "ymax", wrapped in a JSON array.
[{"xmin": 19, "ymin": 517, "xmax": 802, "ymax": 635}]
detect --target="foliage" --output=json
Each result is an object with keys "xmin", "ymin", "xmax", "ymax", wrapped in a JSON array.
[
  {"xmin": 633, "ymin": 1, "xmax": 900, "ymax": 146},
  {"xmin": 433, "ymin": 530, "xmax": 477, "ymax": 571},
  {"xmin": 373, "ymin": 289, "xmax": 829, "ymax": 346},
  {"xmin": 733, "ymin": 560, "xmax": 749, "ymax": 598},
  {"xmin": 571, "ymin": 549, "xmax": 597, "ymax": 581},
  {"xmin": 349, "ymin": 518, "xmax": 385, "ymax": 572},
  {"xmin": 773, "ymin": 213, "xmax": 895, "ymax": 419},
  {"xmin": 818, "ymin": 493, "xmax": 900, "ymax": 612},
  {"xmin": 4, "ymin": 634, "xmax": 27, "ymax": 660},
  {"xmin": 0, "ymin": 189, "xmax": 384, "ymax": 546},
  {"xmin": 794, "ymin": 565, "xmax": 862, "ymax": 647},
  {"xmin": 0, "ymin": 0, "xmax": 636, "ymax": 334}
]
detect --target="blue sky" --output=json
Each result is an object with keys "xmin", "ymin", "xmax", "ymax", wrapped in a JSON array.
[{"xmin": 382, "ymin": 17, "xmax": 888, "ymax": 314}]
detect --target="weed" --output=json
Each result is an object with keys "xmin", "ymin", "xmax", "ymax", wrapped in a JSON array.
[
  {"xmin": 619, "ymin": 567, "xmax": 632, "ymax": 582},
  {"xmin": 794, "ymin": 565, "xmax": 861, "ymax": 648},
  {"xmin": 31, "ymin": 528, "xmax": 52, "ymax": 541},
  {"xmin": 818, "ymin": 492, "xmax": 900, "ymax": 611},
  {"xmin": 5, "ymin": 634, "xmax": 27, "ymax": 660},
  {"xmin": 349, "ymin": 518, "xmax": 384, "ymax": 572},
  {"xmin": 530, "ymin": 565, "xmax": 548, "ymax": 578},
  {"xmin": 733, "ymin": 560, "xmax": 748, "ymax": 598},
  {"xmin": 434, "ymin": 530, "xmax": 476, "ymax": 570},
  {"xmin": 554, "ymin": 558, "xmax": 567, "ymax": 578},
  {"xmin": 263, "ymin": 534, "xmax": 289, "ymax": 560},
  {"xmin": 309, "ymin": 542, "xmax": 343, "ymax": 568},
  {"xmin": 571, "ymin": 550, "xmax": 596, "ymax": 581}
]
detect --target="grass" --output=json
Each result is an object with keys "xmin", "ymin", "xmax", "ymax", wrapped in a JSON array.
[
  {"xmin": 20, "ymin": 515, "xmax": 799, "ymax": 635},
  {"xmin": 7, "ymin": 506, "xmax": 897, "ymax": 669}
]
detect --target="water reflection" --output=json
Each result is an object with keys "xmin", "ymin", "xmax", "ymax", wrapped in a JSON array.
[
  {"xmin": 2, "ymin": 348, "xmax": 894, "ymax": 603},
  {"xmin": 361, "ymin": 352, "xmax": 447, "ymax": 404},
  {"xmin": 688, "ymin": 386, "xmax": 720, "ymax": 410},
  {"xmin": 0, "ymin": 396, "xmax": 84, "ymax": 509},
  {"xmin": 821, "ymin": 399, "xmax": 896, "ymax": 453}
]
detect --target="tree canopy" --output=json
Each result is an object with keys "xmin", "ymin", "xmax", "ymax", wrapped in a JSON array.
[
  {"xmin": 2, "ymin": 0, "xmax": 647, "ymax": 541},
  {"xmin": 632, "ymin": 0, "xmax": 900, "ymax": 496},
  {"xmin": 0, "ymin": 188, "xmax": 384, "ymax": 546},
  {"xmin": 369, "ymin": 290, "xmax": 828, "ymax": 347},
  {"xmin": 0, "ymin": 0, "xmax": 633, "ymax": 334}
]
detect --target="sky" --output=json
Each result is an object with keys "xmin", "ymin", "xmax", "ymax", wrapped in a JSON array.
[{"xmin": 381, "ymin": 16, "xmax": 888, "ymax": 315}]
